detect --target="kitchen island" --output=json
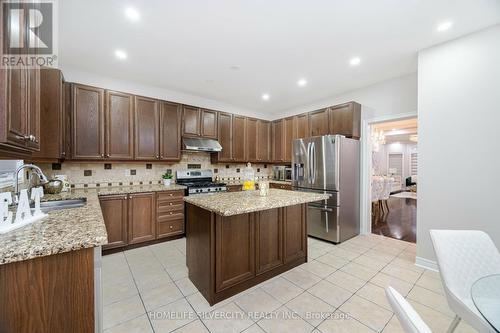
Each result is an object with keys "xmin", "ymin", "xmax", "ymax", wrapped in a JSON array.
[{"xmin": 184, "ymin": 189, "xmax": 329, "ymax": 305}]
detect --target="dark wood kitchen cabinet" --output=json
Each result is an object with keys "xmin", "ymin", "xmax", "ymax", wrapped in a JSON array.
[
  {"xmin": 182, "ymin": 106, "xmax": 218, "ymax": 138},
  {"xmin": 272, "ymin": 120, "xmax": 284, "ymax": 162},
  {"xmin": 212, "ymin": 112, "xmax": 233, "ymax": 163},
  {"xmin": 105, "ymin": 91, "xmax": 134, "ymax": 159},
  {"xmin": 283, "ymin": 204, "xmax": 307, "ymax": 263},
  {"xmin": 329, "ymin": 102, "xmax": 361, "ymax": 139},
  {"xmin": 245, "ymin": 117, "xmax": 258, "ymax": 162},
  {"xmin": 257, "ymin": 120, "xmax": 271, "ymax": 162},
  {"xmin": 31, "ymin": 69, "xmax": 68, "ymax": 161},
  {"xmin": 159, "ymin": 101, "xmax": 182, "ymax": 161},
  {"xmin": 232, "ymin": 115, "xmax": 246, "ymax": 162},
  {"xmin": 128, "ymin": 192, "xmax": 156, "ymax": 244},
  {"xmin": 134, "ymin": 96, "xmax": 159, "ymax": 160},
  {"xmin": 99, "ymin": 194, "xmax": 128, "ymax": 250},
  {"xmin": 255, "ymin": 209, "xmax": 283, "ymax": 274},
  {"xmin": 283, "ymin": 117, "xmax": 295, "ymax": 163},
  {"xmin": 309, "ymin": 108, "xmax": 329, "ymax": 137},
  {"xmin": 295, "ymin": 113, "xmax": 310, "ymax": 139},
  {"xmin": 156, "ymin": 190, "xmax": 185, "ymax": 238},
  {"xmin": 71, "ymin": 84, "xmax": 105, "ymax": 159}
]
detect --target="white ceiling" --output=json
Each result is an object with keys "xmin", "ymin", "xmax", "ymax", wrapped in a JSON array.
[{"xmin": 59, "ymin": 0, "xmax": 500, "ymax": 116}]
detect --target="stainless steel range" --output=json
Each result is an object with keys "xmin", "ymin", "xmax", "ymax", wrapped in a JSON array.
[{"xmin": 176, "ymin": 169, "xmax": 227, "ymax": 195}]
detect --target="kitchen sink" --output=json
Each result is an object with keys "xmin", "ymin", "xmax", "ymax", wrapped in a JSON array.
[{"xmin": 31, "ymin": 198, "xmax": 87, "ymax": 213}]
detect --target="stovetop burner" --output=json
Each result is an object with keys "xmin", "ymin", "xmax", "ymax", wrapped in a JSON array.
[{"xmin": 176, "ymin": 169, "xmax": 228, "ymax": 195}]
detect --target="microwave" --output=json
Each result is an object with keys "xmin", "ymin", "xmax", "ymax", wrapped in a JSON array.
[{"xmin": 273, "ymin": 166, "xmax": 292, "ymax": 181}]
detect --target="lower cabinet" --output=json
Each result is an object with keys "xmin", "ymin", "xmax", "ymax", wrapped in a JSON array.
[
  {"xmin": 255, "ymin": 209, "xmax": 283, "ymax": 274},
  {"xmin": 99, "ymin": 190, "xmax": 184, "ymax": 250},
  {"xmin": 269, "ymin": 182, "xmax": 293, "ymax": 190}
]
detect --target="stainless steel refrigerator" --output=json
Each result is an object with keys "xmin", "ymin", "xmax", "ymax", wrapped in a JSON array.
[{"xmin": 292, "ymin": 135, "xmax": 360, "ymax": 243}]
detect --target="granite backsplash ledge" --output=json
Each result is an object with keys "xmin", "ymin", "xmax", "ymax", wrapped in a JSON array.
[{"xmin": 38, "ymin": 153, "xmax": 274, "ymax": 188}]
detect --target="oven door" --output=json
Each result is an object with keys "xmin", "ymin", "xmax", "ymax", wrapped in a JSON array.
[{"xmin": 307, "ymin": 204, "xmax": 340, "ymax": 243}]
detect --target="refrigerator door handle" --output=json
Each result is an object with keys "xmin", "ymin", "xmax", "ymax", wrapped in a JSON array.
[
  {"xmin": 311, "ymin": 142, "xmax": 316, "ymax": 184},
  {"xmin": 307, "ymin": 142, "xmax": 312, "ymax": 184}
]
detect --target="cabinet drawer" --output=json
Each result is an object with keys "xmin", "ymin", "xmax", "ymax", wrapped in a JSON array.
[
  {"xmin": 157, "ymin": 200, "xmax": 184, "ymax": 211},
  {"xmin": 158, "ymin": 210, "xmax": 184, "ymax": 222},
  {"xmin": 157, "ymin": 219, "xmax": 184, "ymax": 238},
  {"xmin": 157, "ymin": 190, "xmax": 184, "ymax": 201}
]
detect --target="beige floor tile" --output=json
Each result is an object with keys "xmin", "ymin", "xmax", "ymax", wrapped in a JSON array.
[
  {"xmin": 173, "ymin": 320, "xmax": 209, "ymax": 333},
  {"xmin": 337, "ymin": 242, "xmax": 372, "ymax": 254},
  {"xmin": 415, "ymin": 274, "xmax": 445, "ymax": 295},
  {"xmin": 326, "ymin": 270, "xmax": 367, "ymax": 293},
  {"xmin": 363, "ymin": 250, "xmax": 397, "ymax": 264},
  {"xmin": 317, "ymin": 310, "xmax": 377, "ymax": 333},
  {"xmin": 261, "ymin": 277, "xmax": 304, "ymax": 303},
  {"xmin": 369, "ymin": 272, "xmax": 414, "ymax": 296},
  {"xmin": 371, "ymin": 244, "xmax": 405, "ymax": 256},
  {"xmin": 282, "ymin": 267, "xmax": 322, "ymax": 289},
  {"xmin": 382, "ymin": 315, "xmax": 404, "ymax": 333},
  {"xmin": 174, "ymin": 277, "xmax": 198, "ymax": 296},
  {"xmin": 166, "ymin": 263, "xmax": 189, "ymax": 281},
  {"xmin": 186, "ymin": 292, "xmax": 234, "ymax": 313},
  {"xmin": 140, "ymin": 281, "xmax": 184, "ymax": 311},
  {"xmin": 103, "ymin": 314, "xmax": 153, "ymax": 333},
  {"xmin": 202, "ymin": 302, "xmax": 254, "ymax": 333},
  {"xmin": 390, "ymin": 258, "xmax": 424, "ymax": 273},
  {"xmin": 339, "ymin": 295, "xmax": 392, "ymax": 332},
  {"xmin": 381, "ymin": 264, "xmax": 422, "ymax": 284},
  {"xmin": 308, "ymin": 279, "xmax": 353, "ymax": 308},
  {"xmin": 149, "ymin": 298, "xmax": 197, "ymax": 333},
  {"xmin": 103, "ymin": 276, "xmax": 139, "ymax": 305},
  {"xmin": 244, "ymin": 324, "xmax": 267, "ymax": 332},
  {"xmin": 353, "ymin": 255, "xmax": 388, "ymax": 271},
  {"xmin": 131, "ymin": 267, "xmax": 173, "ymax": 292},
  {"xmin": 329, "ymin": 247, "xmax": 361, "ymax": 260},
  {"xmin": 407, "ymin": 285, "xmax": 454, "ymax": 317},
  {"xmin": 407, "ymin": 300, "xmax": 460, "ymax": 333},
  {"xmin": 308, "ymin": 247, "xmax": 330, "ymax": 259},
  {"xmin": 300, "ymin": 260, "xmax": 337, "ymax": 278},
  {"xmin": 103, "ymin": 294, "xmax": 145, "ymax": 330},
  {"xmin": 157, "ymin": 253, "xmax": 186, "ymax": 269},
  {"xmin": 257, "ymin": 306, "xmax": 314, "ymax": 333},
  {"xmin": 235, "ymin": 288, "xmax": 282, "ymax": 314},
  {"xmin": 311, "ymin": 240, "xmax": 335, "ymax": 252},
  {"xmin": 285, "ymin": 292, "xmax": 335, "ymax": 326},
  {"xmin": 340, "ymin": 262, "xmax": 379, "ymax": 281},
  {"xmin": 422, "ymin": 269, "xmax": 441, "ymax": 280},
  {"xmin": 355, "ymin": 283, "xmax": 392, "ymax": 311},
  {"xmin": 397, "ymin": 251, "xmax": 416, "ymax": 262},
  {"xmin": 316, "ymin": 253, "xmax": 350, "ymax": 269}
]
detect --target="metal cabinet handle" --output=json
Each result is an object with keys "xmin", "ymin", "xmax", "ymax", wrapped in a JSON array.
[
  {"xmin": 106, "ymin": 154, "xmax": 110, "ymax": 158},
  {"xmin": 169, "ymin": 225, "xmax": 173, "ymax": 229},
  {"xmin": 101, "ymin": 154, "xmax": 104, "ymax": 158},
  {"xmin": 169, "ymin": 202, "xmax": 173, "ymax": 206}
]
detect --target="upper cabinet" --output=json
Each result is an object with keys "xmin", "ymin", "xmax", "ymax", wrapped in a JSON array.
[
  {"xmin": 283, "ymin": 117, "xmax": 295, "ymax": 163},
  {"xmin": 106, "ymin": 91, "xmax": 134, "ymax": 160},
  {"xmin": 295, "ymin": 113, "xmax": 310, "ymax": 139},
  {"xmin": 232, "ymin": 115, "xmax": 246, "ymax": 162},
  {"xmin": 213, "ymin": 112, "xmax": 232, "ymax": 163},
  {"xmin": 245, "ymin": 118, "xmax": 258, "ymax": 162},
  {"xmin": 329, "ymin": 102, "xmax": 361, "ymax": 139},
  {"xmin": 309, "ymin": 108, "xmax": 329, "ymax": 137},
  {"xmin": 256, "ymin": 120, "xmax": 271, "ymax": 162},
  {"xmin": 182, "ymin": 106, "xmax": 217, "ymax": 138},
  {"xmin": 134, "ymin": 96, "xmax": 159, "ymax": 160},
  {"xmin": 159, "ymin": 101, "xmax": 182, "ymax": 161},
  {"xmin": 272, "ymin": 120, "xmax": 284, "ymax": 163},
  {"xmin": 71, "ymin": 84, "xmax": 105, "ymax": 159}
]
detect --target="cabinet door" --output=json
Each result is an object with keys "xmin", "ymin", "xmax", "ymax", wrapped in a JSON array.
[
  {"xmin": 329, "ymin": 102, "xmax": 361, "ymax": 139},
  {"xmin": 182, "ymin": 106, "xmax": 200, "ymax": 136},
  {"xmin": 283, "ymin": 205, "xmax": 307, "ymax": 263},
  {"xmin": 159, "ymin": 101, "xmax": 181, "ymax": 161},
  {"xmin": 215, "ymin": 214, "xmax": 255, "ymax": 292},
  {"xmin": 105, "ymin": 91, "xmax": 134, "ymax": 159},
  {"xmin": 100, "ymin": 195, "xmax": 128, "ymax": 249},
  {"xmin": 272, "ymin": 120, "xmax": 284, "ymax": 162},
  {"xmin": 128, "ymin": 192, "xmax": 156, "ymax": 244},
  {"xmin": 201, "ymin": 109, "xmax": 217, "ymax": 138},
  {"xmin": 72, "ymin": 84, "xmax": 105, "ymax": 159},
  {"xmin": 257, "ymin": 120, "xmax": 271, "ymax": 162},
  {"xmin": 134, "ymin": 96, "xmax": 159, "ymax": 160},
  {"xmin": 26, "ymin": 68, "xmax": 40, "ymax": 151},
  {"xmin": 4, "ymin": 69, "xmax": 29, "ymax": 148},
  {"xmin": 309, "ymin": 108, "xmax": 329, "ymax": 137},
  {"xmin": 216, "ymin": 112, "xmax": 232, "ymax": 162},
  {"xmin": 283, "ymin": 117, "xmax": 295, "ymax": 163},
  {"xmin": 245, "ymin": 118, "xmax": 258, "ymax": 162},
  {"xmin": 256, "ymin": 209, "xmax": 283, "ymax": 274},
  {"xmin": 232, "ymin": 115, "xmax": 246, "ymax": 162},
  {"xmin": 295, "ymin": 113, "xmax": 310, "ymax": 139}
]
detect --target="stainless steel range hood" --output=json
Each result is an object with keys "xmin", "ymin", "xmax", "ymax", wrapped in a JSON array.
[{"xmin": 183, "ymin": 137, "xmax": 222, "ymax": 152}]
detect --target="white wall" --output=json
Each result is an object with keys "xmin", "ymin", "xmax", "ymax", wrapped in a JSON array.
[
  {"xmin": 276, "ymin": 72, "xmax": 418, "ymax": 120},
  {"xmin": 60, "ymin": 67, "xmax": 269, "ymax": 120},
  {"xmin": 417, "ymin": 25, "xmax": 500, "ymax": 265}
]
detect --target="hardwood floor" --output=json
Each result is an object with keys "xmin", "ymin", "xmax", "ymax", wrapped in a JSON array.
[{"xmin": 371, "ymin": 196, "xmax": 417, "ymax": 243}]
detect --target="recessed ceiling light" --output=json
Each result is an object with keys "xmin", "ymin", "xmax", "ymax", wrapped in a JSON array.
[
  {"xmin": 349, "ymin": 57, "xmax": 361, "ymax": 66},
  {"xmin": 262, "ymin": 94, "xmax": 270, "ymax": 101},
  {"xmin": 230, "ymin": 65, "xmax": 241, "ymax": 70},
  {"xmin": 297, "ymin": 79, "xmax": 308, "ymax": 87},
  {"xmin": 436, "ymin": 21, "xmax": 453, "ymax": 32},
  {"xmin": 392, "ymin": 128, "xmax": 397, "ymax": 131},
  {"xmin": 115, "ymin": 49, "xmax": 127, "ymax": 60},
  {"xmin": 124, "ymin": 7, "xmax": 140, "ymax": 21}
]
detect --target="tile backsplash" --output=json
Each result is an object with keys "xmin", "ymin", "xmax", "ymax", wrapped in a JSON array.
[{"xmin": 38, "ymin": 153, "xmax": 272, "ymax": 188}]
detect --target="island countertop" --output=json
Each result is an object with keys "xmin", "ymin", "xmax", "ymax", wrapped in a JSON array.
[{"xmin": 184, "ymin": 188, "xmax": 329, "ymax": 216}]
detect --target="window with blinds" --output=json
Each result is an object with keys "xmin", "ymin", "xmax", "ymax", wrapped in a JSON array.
[
  {"xmin": 411, "ymin": 152, "xmax": 418, "ymax": 176},
  {"xmin": 388, "ymin": 153, "xmax": 403, "ymax": 185}
]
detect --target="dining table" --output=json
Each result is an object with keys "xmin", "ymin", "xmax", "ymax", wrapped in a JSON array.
[{"xmin": 471, "ymin": 274, "xmax": 500, "ymax": 332}]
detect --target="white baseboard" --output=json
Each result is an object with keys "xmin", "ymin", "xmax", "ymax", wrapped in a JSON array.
[{"xmin": 415, "ymin": 256, "xmax": 439, "ymax": 272}]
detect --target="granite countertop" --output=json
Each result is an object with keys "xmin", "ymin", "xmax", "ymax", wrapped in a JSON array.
[
  {"xmin": 0, "ymin": 184, "xmax": 186, "ymax": 266},
  {"xmin": 184, "ymin": 188, "xmax": 329, "ymax": 216}
]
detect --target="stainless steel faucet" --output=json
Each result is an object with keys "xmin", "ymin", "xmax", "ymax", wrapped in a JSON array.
[{"xmin": 13, "ymin": 164, "xmax": 49, "ymax": 202}]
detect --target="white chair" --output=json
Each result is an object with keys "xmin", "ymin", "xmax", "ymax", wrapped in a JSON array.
[
  {"xmin": 385, "ymin": 286, "xmax": 432, "ymax": 333},
  {"xmin": 380, "ymin": 176, "xmax": 393, "ymax": 213},
  {"xmin": 371, "ymin": 177, "xmax": 384, "ymax": 218},
  {"xmin": 430, "ymin": 230, "xmax": 500, "ymax": 333}
]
